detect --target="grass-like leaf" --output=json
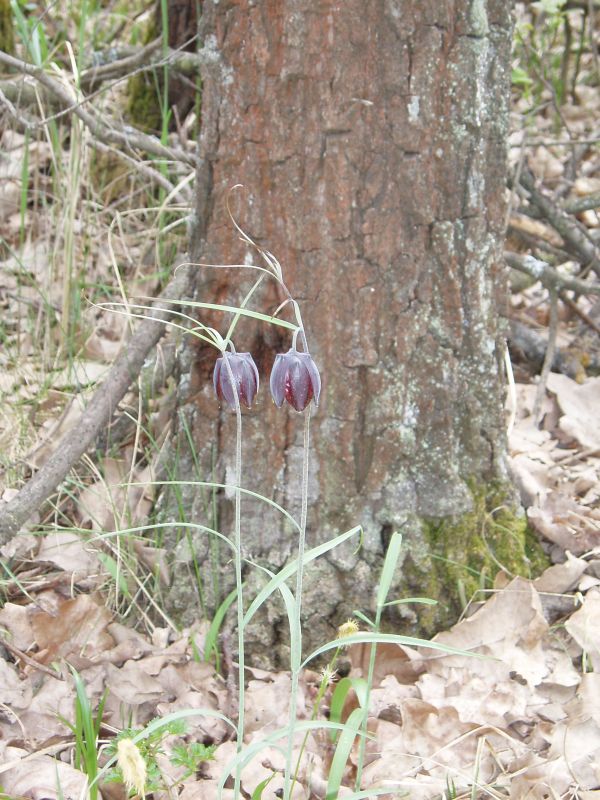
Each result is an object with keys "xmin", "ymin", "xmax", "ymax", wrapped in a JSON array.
[
  {"xmin": 302, "ymin": 632, "xmax": 489, "ymax": 669},
  {"xmin": 243, "ymin": 526, "xmax": 362, "ymax": 628},
  {"xmin": 327, "ymin": 706, "xmax": 366, "ymax": 800}
]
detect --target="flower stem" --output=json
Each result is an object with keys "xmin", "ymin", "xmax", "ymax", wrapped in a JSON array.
[
  {"xmin": 284, "ymin": 408, "xmax": 311, "ymax": 800},
  {"xmin": 222, "ymin": 354, "xmax": 245, "ymax": 800},
  {"xmin": 290, "ymin": 647, "xmax": 342, "ymax": 794}
]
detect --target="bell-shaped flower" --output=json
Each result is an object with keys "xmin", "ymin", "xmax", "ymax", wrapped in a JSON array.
[
  {"xmin": 270, "ymin": 348, "xmax": 321, "ymax": 412},
  {"xmin": 213, "ymin": 352, "xmax": 259, "ymax": 409}
]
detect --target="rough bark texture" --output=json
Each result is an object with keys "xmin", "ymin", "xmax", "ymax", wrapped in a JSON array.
[{"xmin": 163, "ymin": 0, "xmax": 525, "ymax": 667}]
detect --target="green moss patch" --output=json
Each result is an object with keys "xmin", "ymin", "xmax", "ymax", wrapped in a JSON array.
[
  {"xmin": 0, "ymin": 0, "xmax": 15, "ymax": 55},
  {"xmin": 417, "ymin": 481, "xmax": 548, "ymax": 633}
]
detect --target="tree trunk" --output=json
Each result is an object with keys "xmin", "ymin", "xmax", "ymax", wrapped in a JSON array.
[{"xmin": 164, "ymin": 0, "xmax": 543, "ymax": 667}]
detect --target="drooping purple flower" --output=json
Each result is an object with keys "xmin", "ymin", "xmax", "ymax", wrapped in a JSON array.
[
  {"xmin": 270, "ymin": 348, "xmax": 321, "ymax": 412},
  {"xmin": 213, "ymin": 352, "xmax": 259, "ymax": 409}
]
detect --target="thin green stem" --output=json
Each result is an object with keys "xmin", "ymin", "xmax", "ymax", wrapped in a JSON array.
[
  {"xmin": 291, "ymin": 646, "xmax": 342, "ymax": 793},
  {"xmin": 354, "ymin": 609, "xmax": 380, "ymax": 791},
  {"xmin": 284, "ymin": 408, "xmax": 311, "ymax": 800},
  {"xmin": 222, "ymin": 354, "xmax": 245, "ymax": 800}
]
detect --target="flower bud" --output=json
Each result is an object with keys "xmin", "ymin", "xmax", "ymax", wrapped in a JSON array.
[
  {"xmin": 270, "ymin": 348, "xmax": 321, "ymax": 412},
  {"xmin": 213, "ymin": 352, "xmax": 259, "ymax": 409}
]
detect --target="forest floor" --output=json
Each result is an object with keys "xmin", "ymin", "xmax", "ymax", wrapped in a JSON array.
[{"xmin": 1, "ymin": 3, "xmax": 600, "ymax": 799}]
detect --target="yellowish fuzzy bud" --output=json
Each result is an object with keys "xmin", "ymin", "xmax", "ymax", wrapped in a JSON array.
[
  {"xmin": 337, "ymin": 619, "xmax": 359, "ymax": 639},
  {"xmin": 117, "ymin": 738, "xmax": 146, "ymax": 797}
]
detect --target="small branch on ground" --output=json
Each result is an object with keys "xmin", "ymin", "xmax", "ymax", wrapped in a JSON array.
[
  {"xmin": 0, "ymin": 265, "xmax": 192, "ymax": 543},
  {"xmin": 533, "ymin": 289, "xmax": 559, "ymax": 421},
  {"xmin": 508, "ymin": 319, "xmax": 587, "ymax": 380},
  {"xmin": 80, "ymin": 37, "xmax": 162, "ymax": 92},
  {"xmin": 564, "ymin": 191, "xmax": 600, "ymax": 214},
  {"xmin": 505, "ymin": 251, "xmax": 600, "ymax": 295},
  {"xmin": 92, "ymin": 140, "xmax": 192, "ymax": 203},
  {"xmin": 516, "ymin": 168, "xmax": 600, "ymax": 277},
  {"xmin": 0, "ymin": 50, "xmax": 199, "ymax": 168}
]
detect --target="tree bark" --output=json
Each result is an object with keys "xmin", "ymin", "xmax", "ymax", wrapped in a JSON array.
[{"xmin": 164, "ymin": 0, "xmax": 536, "ymax": 667}]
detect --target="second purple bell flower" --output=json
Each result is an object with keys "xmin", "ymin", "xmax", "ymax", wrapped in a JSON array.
[
  {"xmin": 270, "ymin": 348, "xmax": 321, "ymax": 412},
  {"xmin": 213, "ymin": 352, "xmax": 259, "ymax": 409}
]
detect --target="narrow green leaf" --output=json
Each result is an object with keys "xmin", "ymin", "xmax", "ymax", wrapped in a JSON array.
[
  {"xmin": 329, "ymin": 677, "xmax": 368, "ymax": 742},
  {"xmin": 377, "ymin": 532, "xmax": 403, "ymax": 610},
  {"xmin": 243, "ymin": 526, "xmax": 362, "ymax": 627},
  {"xmin": 326, "ymin": 707, "xmax": 366, "ymax": 800},
  {"xmin": 352, "ymin": 609, "xmax": 375, "ymax": 628},
  {"xmin": 251, "ymin": 772, "xmax": 275, "ymax": 800},
  {"xmin": 138, "ymin": 297, "xmax": 299, "ymax": 331},
  {"xmin": 96, "ymin": 553, "xmax": 131, "ymax": 598},
  {"xmin": 204, "ymin": 586, "xmax": 238, "ymax": 662},
  {"xmin": 302, "ymin": 632, "xmax": 489, "ymax": 669},
  {"xmin": 216, "ymin": 720, "xmax": 371, "ymax": 798},
  {"xmin": 383, "ymin": 596, "xmax": 437, "ymax": 608}
]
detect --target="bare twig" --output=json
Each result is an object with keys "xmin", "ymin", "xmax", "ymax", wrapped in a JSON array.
[
  {"xmin": 0, "ymin": 266, "xmax": 192, "ymax": 542},
  {"xmin": 533, "ymin": 289, "xmax": 559, "ymax": 422},
  {"xmin": 0, "ymin": 637, "xmax": 65, "ymax": 681},
  {"xmin": 80, "ymin": 37, "xmax": 163, "ymax": 91},
  {"xmin": 561, "ymin": 293, "xmax": 600, "ymax": 335},
  {"xmin": 0, "ymin": 50, "xmax": 198, "ymax": 168},
  {"xmin": 92, "ymin": 140, "xmax": 192, "ymax": 203},
  {"xmin": 518, "ymin": 168, "xmax": 600, "ymax": 277},
  {"xmin": 564, "ymin": 191, "xmax": 600, "ymax": 214},
  {"xmin": 504, "ymin": 251, "xmax": 600, "ymax": 295}
]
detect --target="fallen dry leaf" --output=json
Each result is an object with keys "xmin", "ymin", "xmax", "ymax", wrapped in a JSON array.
[
  {"xmin": 547, "ymin": 373, "xmax": 600, "ymax": 450},
  {"xmin": 0, "ymin": 746, "xmax": 88, "ymax": 799}
]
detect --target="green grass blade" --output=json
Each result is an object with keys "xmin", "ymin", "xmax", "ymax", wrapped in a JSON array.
[
  {"xmin": 216, "ymin": 719, "xmax": 371, "ymax": 798},
  {"xmin": 376, "ymin": 532, "xmax": 402, "ymax": 609},
  {"xmin": 383, "ymin": 596, "xmax": 438, "ymax": 607},
  {"xmin": 243, "ymin": 526, "xmax": 362, "ymax": 627},
  {"xmin": 119, "ymin": 482, "xmax": 302, "ymax": 533},
  {"xmin": 352, "ymin": 609, "xmax": 375, "ymax": 628},
  {"xmin": 326, "ymin": 707, "xmax": 365, "ymax": 800},
  {"xmin": 204, "ymin": 586, "xmax": 238, "ymax": 662},
  {"xmin": 96, "ymin": 552, "xmax": 131, "ymax": 598},
  {"xmin": 302, "ymin": 632, "xmax": 489, "ymax": 669},
  {"xmin": 328, "ymin": 677, "xmax": 368, "ymax": 742},
  {"xmin": 251, "ymin": 773, "xmax": 275, "ymax": 800}
]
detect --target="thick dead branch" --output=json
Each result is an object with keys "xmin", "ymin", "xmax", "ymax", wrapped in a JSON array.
[
  {"xmin": 518, "ymin": 168, "xmax": 600, "ymax": 277},
  {"xmin": 0, "ymin": 50, "xmax": 198, "ymax": 168},
  {"xmin": 505, "ymin": 251, "xmax": 600, "ymax": 295},
  {"xmin": 0, "ymin": 266, "xmax": 192, "ymax": 542}
]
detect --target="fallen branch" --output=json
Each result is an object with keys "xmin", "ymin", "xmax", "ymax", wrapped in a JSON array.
[
  {"xmin": 508, "ymin": 319, "xmax": 585, "ymax": 380},
  {"xmin": 504, "ymin": 251, "xmax": 600, "ymax": 295},
  {"xmin": 0, "ymin": 265, "xmax": 192, "ymax": 543},
  {"xmin": 80, "ymin": 38, "xmax": 203, "ymax": 92},
  {"xmin": 564, "ymin": 191, "xmax": 600, "ymax": 215},
  {"xmin": 80, "ymin": 38, "xmax": 163, "ymax": 91},
  {"xmin": 0, "ymin": 50, "xmax": 198, "ymax": 168},
  {"xmin": 517, "ymin": 168, "xmax": 600, "ymax": 277}
]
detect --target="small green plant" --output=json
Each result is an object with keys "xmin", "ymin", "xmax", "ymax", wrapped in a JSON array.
[
  {"xmin": 104, "ymin": 718, "xmax": 216, "ymax": 794},
  {"xmin": 59, "ymin": 667, "xmax": 107, "ymax": 800},
  {"xmin": 170, "ymin": 741, "xmax": 217, "ymax": 780}
]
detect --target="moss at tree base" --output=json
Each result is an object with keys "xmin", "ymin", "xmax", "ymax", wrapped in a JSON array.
[
  {"xmin": 0, "ymin": 0, "xmax": 15, "ymax": 55},
  {"xmin": 412, "ymin": 480, "xmax": 549, "ymax": 634}
]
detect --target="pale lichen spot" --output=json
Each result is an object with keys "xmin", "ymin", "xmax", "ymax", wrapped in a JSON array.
[{"xmin": 408, "ymin": 95, "xmax": 420, "ymax": 123}]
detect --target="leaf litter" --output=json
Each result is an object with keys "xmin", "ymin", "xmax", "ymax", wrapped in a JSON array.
[{"xmin": 2, "ymin": 3, "xmax": 600, "ymax": 798}]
